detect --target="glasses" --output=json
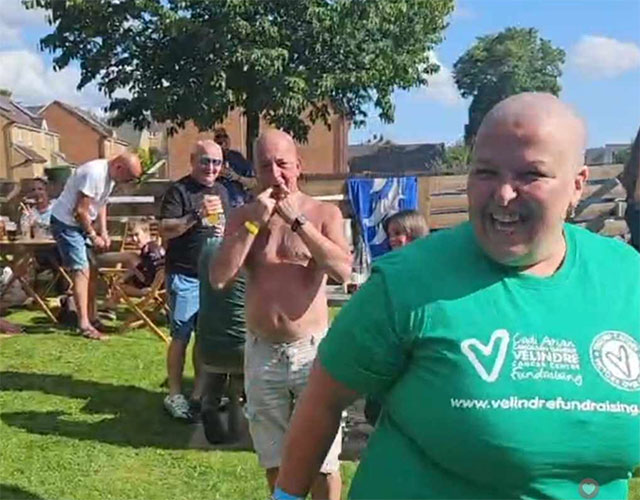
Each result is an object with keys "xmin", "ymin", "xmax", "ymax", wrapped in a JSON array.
[{"xmin": 199, "ymin": 156, "xmax": 223, "ymax": 167}]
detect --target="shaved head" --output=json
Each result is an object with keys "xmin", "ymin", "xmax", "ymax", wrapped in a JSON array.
[
  {"xmin": 477, "ymin": 92, "xmax": 587, "ymax": 171},
  {"xmin": 468, "ymin": 92, "xmax": 590, "ymax": 275},
  {"xmin": 109, "ymin": 151, "xmax": 142, "ymax": 183},
  {"xmin": 190, "ymin": 139, "xmax": 223, "ymax": 187},
  {"xmin": 255, "ymin": 129, "xmax": 301, "ymax": 195},
  {"xmin": 256, "ymin": 129, "xmax": 298, "ymax": 157},
  {"xmin": 191, "ymin": 139, "xmax": 221, "ymax": 159}
]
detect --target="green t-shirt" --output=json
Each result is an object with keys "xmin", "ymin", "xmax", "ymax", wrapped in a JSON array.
[
  {"xmin": 196, "ymin": 238, "xmax": 246, "ymax": 352},
  {"xmin": 319, "ymin": 223, "xmax": 640, "ymax": 500}
]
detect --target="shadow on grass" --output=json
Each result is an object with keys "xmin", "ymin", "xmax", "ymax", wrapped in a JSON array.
[
  {"xmin": 0, "ymin": 484, "xmax": 48, "ymax": 500},
  {"xmin": 22, "ymin": 316, "xmax": 66, "ymax": 335},
  {"xmin": 0, "ymin": 371, "xmax": 194, "ymax": 450}
]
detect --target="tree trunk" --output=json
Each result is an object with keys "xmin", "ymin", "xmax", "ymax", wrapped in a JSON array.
[{"xmin": 245, "ymin": 109, "xmax": 260, "ymax": 164}]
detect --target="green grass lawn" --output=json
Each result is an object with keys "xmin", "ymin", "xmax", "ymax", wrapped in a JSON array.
[
  {"xmin": 1, "ymin": 307, "xmax": 638, "ymax": 500},
  {"xmin": 0, "ymin": 308, "xmax": 354, "ymax": 500}
]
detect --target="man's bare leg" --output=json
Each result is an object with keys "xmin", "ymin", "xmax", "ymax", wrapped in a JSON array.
[
  {"xmin": 266, "ymin": 468, "xmax": 279, "ymax": 493},
  {"xmin": 73, "ymin": 268, "xmax": 91, "ymax": 329},
  {"xmin": 88, "ymin": 266, "xmax": 98, "ymax": 322},
  {"xmin": 167, "ymin": 339, "xmax": 187, "ymax": 396}
]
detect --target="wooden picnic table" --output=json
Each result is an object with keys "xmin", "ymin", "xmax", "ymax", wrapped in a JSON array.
[
  {"xmin": 0, "ymin": 237, "xmax": 123, "ymax": 323},
  {"xmin": 0, "ymin": 239, "xmax": 66, "ymax": 322}
]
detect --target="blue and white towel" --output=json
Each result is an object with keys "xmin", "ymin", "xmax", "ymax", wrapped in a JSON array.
[{"xmin": 347, "ymin": 176, "xmax": 418, "ymax": 258}]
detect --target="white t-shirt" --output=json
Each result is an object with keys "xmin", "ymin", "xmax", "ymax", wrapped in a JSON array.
[{"xmin": 52, "ymin": 159, "xmax": 115, "ymax": 226}]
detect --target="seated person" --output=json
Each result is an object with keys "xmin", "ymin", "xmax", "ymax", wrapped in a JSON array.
[
  {"xmin": 22, "ymin": 177, "xmax": 55, "ymax": 239},
  {"xmin": 21, "ymin": 178, "xmax": 64, "ymax": 290},
  {"xmin": 196, "ymin": 237, "xmax": 247, "ymax": 444},
  {"xmin": 99, "ymin": 220, "xmax": 165, "ymax": 301}
]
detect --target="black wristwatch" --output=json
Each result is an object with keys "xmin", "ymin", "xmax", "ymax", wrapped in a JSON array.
[
  {"xmin": 291, "ymin": 214, "xmax": 308, "ymax": 232},
  {"xmin": 189, "ymin": 208, "xmax": 202, "ymax": 223}
]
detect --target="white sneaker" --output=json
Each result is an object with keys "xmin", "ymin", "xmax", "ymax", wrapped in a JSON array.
[{"xmin": 163, "ymin": 394, "xmax": 191, "ymax": 420}]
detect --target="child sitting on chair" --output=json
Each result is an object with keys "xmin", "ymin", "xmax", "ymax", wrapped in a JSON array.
[
  {"xmin": 123, "ymin": 221, "xmax": 165, "ymax": 295},
  {"xmin": 100, "ymin": 220, "xmax": 165, "ymax": 302}
]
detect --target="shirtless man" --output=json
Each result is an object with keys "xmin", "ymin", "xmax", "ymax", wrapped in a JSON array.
[{"xmin": 210, "ymin": 130, "xmax": 352, "ymax": 500}]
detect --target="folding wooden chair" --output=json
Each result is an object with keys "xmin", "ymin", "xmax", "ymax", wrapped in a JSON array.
[
  {"xmin": 100, "ymin": 266, "xmax": 169, "ymax": 343},
  {"xmin": 98, "ymin": 218, "xmax": 169, "ymax": 343}
]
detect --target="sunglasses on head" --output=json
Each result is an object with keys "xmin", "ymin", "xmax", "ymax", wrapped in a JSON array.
[{"xmin": 199, "ymin": 156, "xmax": 223, "ymax": 167}]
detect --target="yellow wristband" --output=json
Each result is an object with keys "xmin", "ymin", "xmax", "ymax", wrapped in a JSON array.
[{"xmin": 244, "ymin": 220, "xmax": 259, "ymax": 236}]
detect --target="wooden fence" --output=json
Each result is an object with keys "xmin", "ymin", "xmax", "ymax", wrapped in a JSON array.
[
  {"xmin": 423, "ymin": 164, "xmax": 628, "ymax": 237},
  {"xmin": 0, "ymin": 164, "xmax": 630, "ymax": 240},
  {"xmin": 297, "ymin": 164, "xmax": 630, "ymax": 239}
]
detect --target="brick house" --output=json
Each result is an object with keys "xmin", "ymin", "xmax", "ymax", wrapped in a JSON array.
[
  {"xmin": 38, "ymin": 100, "xmax": 130, "ymax": 165},
  {"xmin": 0, "ymin": 96, "xmax": 66, "ymax": 180},
  {"xmin": 166, "ymin": 108, "xmax": 349, "ymax": 179},
  {"xmin": 349, "ymin": 142, "xmax": 445, "ymax": 174}
]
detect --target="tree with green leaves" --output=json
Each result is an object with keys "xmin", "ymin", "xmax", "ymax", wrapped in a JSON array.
[
  {"xmin": 440, "ymin": 140, "xmax": 471, "ymax": 174},
  {"xmin": 25, "ymin": 0, "xmax": 453, "ymax": 160},
  {"xmin": 453, "ymin": 27, "xmax": 565, "ymax": 144},
  {"xmin": 613, "ymin": 146, "xmax": 631, "ymax": 166},
  {"xmin": 0, "ymin": 88, "xmax": 12, "ymax": 97}
]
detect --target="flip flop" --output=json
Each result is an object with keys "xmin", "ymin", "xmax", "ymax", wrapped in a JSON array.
[
  {"xmin": 91, "ymin": 319, "xmax": 116, "ymax": 333},
  {"xmin": 79, "ymin": 326, "xmax": 109, "ymax": 341}
]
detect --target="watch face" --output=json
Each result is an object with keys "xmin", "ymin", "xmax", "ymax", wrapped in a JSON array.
[{"xmin": 297, "ymin": 214, "xmax": 308, "ymax": 225}]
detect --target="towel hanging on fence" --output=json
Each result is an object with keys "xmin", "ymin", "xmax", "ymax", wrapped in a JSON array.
[{"xmin": 347, "ymin": 176, "xmax": 418, "ymax": 258}]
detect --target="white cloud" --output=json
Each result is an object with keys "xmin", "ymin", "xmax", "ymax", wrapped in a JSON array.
[
  {"xmin": 0, "ymin": 0, "xmax": 49, "ymax": 48},
  {"xmin": 420, "ymin": 53, "xmax": 464, "ymax": 107},
  {"xmin": 570, "ymin": 35, "xmax": 640, "ymax": 78},
  {"xmin": 0, "ymin": 49, "xmax": 109, "ymax": 110}
]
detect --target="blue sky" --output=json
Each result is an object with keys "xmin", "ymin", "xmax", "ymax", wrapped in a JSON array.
[
  {"xmin": 1, "ymin": 0, "xmax": 639, "ymax": 147},
  {"xmin": 350, "ymin": 0, "xmax": 640, "ymax": 147}
]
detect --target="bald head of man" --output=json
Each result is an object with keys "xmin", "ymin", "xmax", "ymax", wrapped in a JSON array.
[
  {"xmin": 190, "ymin": 139, "xmax": 223, "ymax": 187},
  {"xmin": 255, "ymin": 129, "xmax": 302, "ymax": 199},
  {"xmin": 109, "ymin": 151, "xmax": 143, "ymax": 184},
  {"xmin": 467, "ymin": 92, "xmax": 589, "ymax": 275}
]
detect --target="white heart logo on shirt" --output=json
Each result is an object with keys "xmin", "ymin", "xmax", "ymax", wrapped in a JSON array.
[
  {"xmin": 461, "ymin": 329, "xmax": 510, "ymax": 383},
  {"xmin": 604, "ymin": 345, "xmax": 632, "ymax": 379}
]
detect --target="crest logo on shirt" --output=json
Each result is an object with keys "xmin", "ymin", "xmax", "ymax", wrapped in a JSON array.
[
  {"xmin": 590, "ymin": 331, "xmax": 640, "ymax": 392},
  {"xmin": 461, "ymin": 329, "xmax": 510, "ymax": 383}
]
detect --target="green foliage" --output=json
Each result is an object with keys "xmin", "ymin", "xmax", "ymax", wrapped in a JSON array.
[
  {"xmin": 136, "ymin": 147, "xmax": 162, "ymax": 171},
  {"xmin": 613, "ymin": 146, "xmax": 632, "ymax": 165},
  {"xmin": 24, "ymin": 0, "xmax": 453, "ymax": 155},
  {"xmin": 439, "ymin": 140, "xmax": 471, "ymax": 174},
  {"xmin": 453, "ymin": 27, "xmax": 565, "ymax": 142},
  {"xmin": 0, "ymin": 88, "xmax": 12, "ymax": 97}
]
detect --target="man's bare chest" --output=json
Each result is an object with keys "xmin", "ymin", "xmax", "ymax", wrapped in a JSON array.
[{"xmin": 250, "ymin": 221, "xmax": 312, "ymax": 264}]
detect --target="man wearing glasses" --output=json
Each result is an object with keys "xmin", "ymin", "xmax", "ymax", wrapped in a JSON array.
[
  {"xmin": 159, "ymin": 140, "xmax": 229, "ymax": 420},
  {"xmin": 50, "ymin": 152, "xmax": 142, "ymax": 341}
]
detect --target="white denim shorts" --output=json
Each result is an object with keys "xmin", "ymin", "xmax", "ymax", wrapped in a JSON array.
[{"xmin": 244, "ymin": 331, "xmax": 342, "ymax": 473}]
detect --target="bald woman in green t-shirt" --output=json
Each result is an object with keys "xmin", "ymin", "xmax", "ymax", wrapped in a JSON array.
[{"xmin": 272, "ymin": 93, "xmax": 640, "ymax": 500}]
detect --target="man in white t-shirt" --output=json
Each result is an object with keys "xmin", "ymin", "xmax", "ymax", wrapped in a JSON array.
[{"xmin": 51, "ymin": 152, "xmax": 142, "ymax": 340}]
